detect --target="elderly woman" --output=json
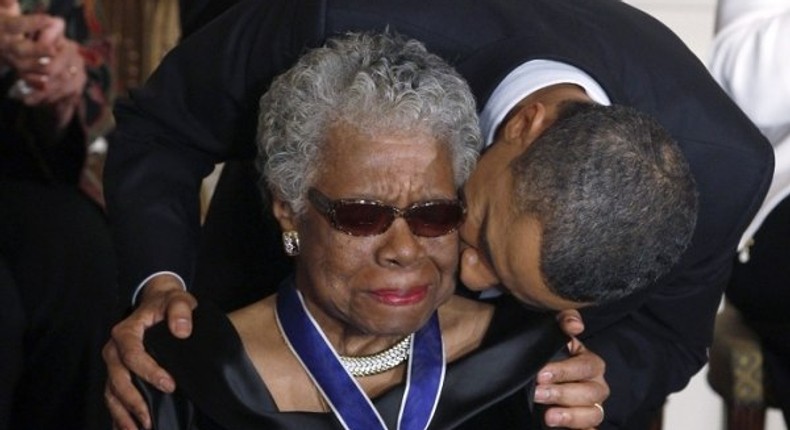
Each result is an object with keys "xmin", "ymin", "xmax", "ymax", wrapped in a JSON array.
[{"xmin": 134, "ymin": 32, "xmax": 590, "ymax": 429}]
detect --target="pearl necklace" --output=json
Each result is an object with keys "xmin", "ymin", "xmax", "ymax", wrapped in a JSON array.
[{"xmin": 339, "ymin": 335, "xmax": 412, "ymax": 377}]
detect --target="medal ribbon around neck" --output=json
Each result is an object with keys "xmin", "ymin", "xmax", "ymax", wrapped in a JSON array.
[{"xmin": 276, "ymin": 282, "xmax": 445, "ymax": 430}]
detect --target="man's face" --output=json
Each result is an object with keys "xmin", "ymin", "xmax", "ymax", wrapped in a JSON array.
[{"xmin": 459, "ymin": 141, "xmax": 587, "ymax": 311}]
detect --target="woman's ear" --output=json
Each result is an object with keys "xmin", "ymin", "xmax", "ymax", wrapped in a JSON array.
[{"xmin": 271, "ymin": 195, "xmax": 298, "ymax": 231}]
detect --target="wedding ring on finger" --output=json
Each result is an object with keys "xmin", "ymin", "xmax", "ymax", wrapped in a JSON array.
[
  {"xmin": 593, "ymin": 402, "xmax": 605, "ymax": 422},
  {"xmin": 37, "ymin": 56, "xmax": 51, "ymax": 66}
]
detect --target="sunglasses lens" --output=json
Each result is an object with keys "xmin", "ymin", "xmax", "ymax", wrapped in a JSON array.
[
  {"xmin": 405, "ymin": 202, "xmax": 465, "ymax": 237},
  {"xmin": 312, "ymin": 185, "xmax": 465, "ymax": 238},
  {"xmin": 333, "ymin": 203, "xmax": 394, "ymax": 236}
]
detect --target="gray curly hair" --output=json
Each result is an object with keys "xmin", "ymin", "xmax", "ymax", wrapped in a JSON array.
[{"xmin": 256, "ymin": 31, "xmax": 482, "ymax": 214}]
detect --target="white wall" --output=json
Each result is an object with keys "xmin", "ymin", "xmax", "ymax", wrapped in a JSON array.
[{"xmin": 622, "ymin": 1, "xmax": 785, "ymax": 429}]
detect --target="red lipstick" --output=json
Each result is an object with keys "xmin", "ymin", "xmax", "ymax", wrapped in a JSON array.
[{"xmin": 372, "ymin": 286, "xmax": 428, "ymax": 306}]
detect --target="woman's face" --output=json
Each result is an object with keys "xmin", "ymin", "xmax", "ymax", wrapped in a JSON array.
[{"xmin": 290, "ymin": 124, "xmax": 460, "ymax": 337}]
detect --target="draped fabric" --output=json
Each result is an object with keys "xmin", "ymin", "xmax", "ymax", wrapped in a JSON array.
[{"xmin": 137, "ymin": 294, "xmax": 567, "ymax": 430}]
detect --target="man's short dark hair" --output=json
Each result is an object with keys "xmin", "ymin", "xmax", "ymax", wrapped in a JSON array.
[{"xmin": 511, "ymin": 102, "xmax": 698, "ymax": 304}]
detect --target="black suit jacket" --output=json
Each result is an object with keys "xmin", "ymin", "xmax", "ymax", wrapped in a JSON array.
[
  {"xmin": 178, "ymin": 0, "xmax": 239, "ymax": 39},
  {"xmin": 105, "ymin": 0, "xmax": 773, "ymax": 427}
]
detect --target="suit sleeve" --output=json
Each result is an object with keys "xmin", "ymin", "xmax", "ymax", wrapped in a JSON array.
[
  {"xmin": 104, "ymin": 0, "xmax": 325, "ymax": 297},
  {"xmin": 579, "ymin": 265, "xmax": 727, "ymax": 428}
]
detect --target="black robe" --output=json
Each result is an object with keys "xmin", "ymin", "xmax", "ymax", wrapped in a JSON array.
[{"xmin": 137, "ymin": 295, "xmax": 567, "ymax": 429}]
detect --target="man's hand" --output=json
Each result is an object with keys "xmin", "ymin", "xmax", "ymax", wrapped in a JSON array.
[
  {"xmin": 536, "ymin": 310, "xmax": 609, "ymax": 429},
  {"xmin": 103, "ymin": 275, "xmax": 197, "ymax": 430}
]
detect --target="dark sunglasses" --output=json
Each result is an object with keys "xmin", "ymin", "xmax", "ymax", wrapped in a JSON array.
[{"xmin": 307, "ymin": 187, "xmax": 466, "ymax": 238}]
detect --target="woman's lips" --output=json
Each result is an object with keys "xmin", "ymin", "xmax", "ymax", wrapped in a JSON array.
[{"xmin": 371, "ymin": 285, "xmax": 429, "ymax": 305}]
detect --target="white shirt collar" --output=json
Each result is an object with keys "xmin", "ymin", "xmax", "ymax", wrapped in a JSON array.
[{"xmin": 479, "ymin": 59, "xmax": 611, "ymax": 146}]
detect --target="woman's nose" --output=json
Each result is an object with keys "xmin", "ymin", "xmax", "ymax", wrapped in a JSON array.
[{"xmin": 376, "ymin": 218, "xmax": 425, "ymax": 267}]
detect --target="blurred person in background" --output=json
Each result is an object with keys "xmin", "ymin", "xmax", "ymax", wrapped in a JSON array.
[
  {"xmin": 0, "ymin": 0, "xmax": 115, "ymax": 428},
  {"xmin": 710, "ymin": 0, "xmax": 790, "ymax": 424}
]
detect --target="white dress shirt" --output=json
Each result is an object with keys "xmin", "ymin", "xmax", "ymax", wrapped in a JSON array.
[
  {"xmin": 709, "ymin": 0, "xmax": 790, "ymax": 259},
  {"xmin": 480, "ymin": 59, "xmax": 611, "ymax": 147}
]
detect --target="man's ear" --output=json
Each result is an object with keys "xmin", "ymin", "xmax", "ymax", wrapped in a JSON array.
[
  {"xmin": 460, "ymin": 247, "xmax": 502, "ymax": 291},
  {"xmin": 501, "ymin": 102, "xmax": 549, "ymax": 148},
  {"xmin": 271, "ymin": 195, "xmax": 298, "ymax": 231}
]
